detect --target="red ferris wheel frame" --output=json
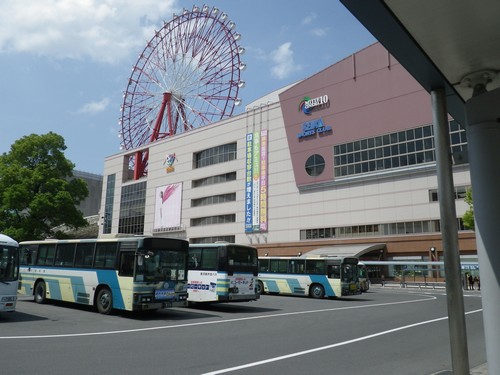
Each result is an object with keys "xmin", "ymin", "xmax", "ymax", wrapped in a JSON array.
[{"xmin": 119, "ymin": 5, "xmax": 245, "ymax": 179}]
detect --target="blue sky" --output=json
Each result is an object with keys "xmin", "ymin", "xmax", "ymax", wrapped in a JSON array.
[{"xmin": 0, "ymin": 0, "xmax": 375, "ymax": 174}]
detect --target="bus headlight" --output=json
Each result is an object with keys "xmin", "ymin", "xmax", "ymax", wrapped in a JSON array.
[{"xmin": 134, "ymin": 294, "xmax": 153, "ymax": 303}]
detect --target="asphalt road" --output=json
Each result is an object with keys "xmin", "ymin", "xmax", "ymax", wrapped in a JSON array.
[{"xmin": 0, "ymin": 286, "xmax": 485, "ymax": 375}]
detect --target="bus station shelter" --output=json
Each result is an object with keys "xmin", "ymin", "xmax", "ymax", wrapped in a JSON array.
[{"xmin": 341, "ymin": 1, "xmax": 500, "ymax": 374}]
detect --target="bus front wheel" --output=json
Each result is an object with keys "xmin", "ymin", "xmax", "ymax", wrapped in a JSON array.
[
  {"xmin": 310, "ymin": 284, "xmax": 325, "ymax": 299},
  {"xmin": 34, "ymin": 281, "xmax": 47, "ymax": 304},
  {"xmin": 96, "ymin": 288, "xmax": 113, "ymax": 315}
]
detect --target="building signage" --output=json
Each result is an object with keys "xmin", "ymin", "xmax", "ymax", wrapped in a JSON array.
[
  {"xmin": 163, "ymin": 153, "xmax": 177, "ymax": 173},
  {"xmin": 245, "ymin": 130, "xmax": 268, "ymax": 233},
  {"xmin": 298, "ymin": 94, "xmax": 329, "ymax": 115},
  {"xmin": 297, "ymin": 118, "xmax": 332, "ymax": 139}
]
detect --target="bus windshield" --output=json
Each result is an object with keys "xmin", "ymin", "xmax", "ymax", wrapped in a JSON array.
[
  {"xmin": 0, "ymin": 246, "xmax": 19, "ymax": 282},
  {"xmin": 342, "ymin": 263, "xmax": 358, "ymax": 283},
  {"xmin": 136, "ymin": 249, "xmax": 187, "ymax": 283}
]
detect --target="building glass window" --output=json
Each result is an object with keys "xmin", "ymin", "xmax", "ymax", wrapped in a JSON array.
[
  {"xmin": 429, "ymin": 185, "xmax": 470, "ymax": 202},
  {"xmin": 118, "ymin": 181, "xmax": 146, "ymax": 235},
  {"xmin": 191, "ymin": 193, "xmax": 236, "ymax": 207},
  {"xmin": 190, "ymin": 236, "xmax": 236, "ymax": 244},
  {"xmin": 194, "ymin": 143, "xmax": 237, "ymax": 168},
  {"xmin": 190, "ymin": 214, "xmax": 236, "ymax": 227},
  {"xmin": 305, "ymin": 154, "xmax": 325, "ymax": 176},
  {"xmin": 192, "ymin": 172, "xmax": 237, "ymax": 188},
  {"xmin": 333, "ymin": 122, "xmax": 466, "ymax": 178},
  {"xmin": 302, "ymin": 219, "xmax": 469, "ymax": 241},
  {"xmin": 103, "ymin": 174, "xmax": 115, "ymax": 234}
]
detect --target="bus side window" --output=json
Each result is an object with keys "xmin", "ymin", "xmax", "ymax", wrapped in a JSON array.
[
  {"xmin": 55, "ymin": 243, "xmax": 76, "ymax": 267},
  {"xmin": 328, "ymin": 265, "xmax": 341, "ymax": 279},
  {"xmin": 74, "ymin": 243, "xmax": 95, "ymax": 268},
  {"xmin": 37, "ymin": 244, "xmax": 56, "ymax": 266},
  {"xmin": 258, "ymin": 258, "xmax": 269, "ymax": 272},
  {"xmin": 188, "ymin": 249, "xmax": 202, "ymax": 269},
  {"xmin": 20, "ymin": 245, "xmax": 35, "ymax": 265},
  {"xmin": 95, "ymin": 243, "xmax": 117, "ymax": 269},
  {"xmin": 119, "ymin": 252, "xmax": 135, "ymax": 276}
]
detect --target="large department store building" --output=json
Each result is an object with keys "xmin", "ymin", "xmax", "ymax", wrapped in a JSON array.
[{"xmin": 99, "ymin": 42, "xmax": 477, "ymax": 268}]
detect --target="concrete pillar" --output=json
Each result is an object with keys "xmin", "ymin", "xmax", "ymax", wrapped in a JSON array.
[{"xmin": 465, "ymin": 87, "xmax": 500, "ymax": 375}]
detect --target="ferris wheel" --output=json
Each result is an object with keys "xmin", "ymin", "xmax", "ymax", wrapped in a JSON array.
[{"xmin": 119, "ymin": 4, "xmax": 245, "ymax": 178}]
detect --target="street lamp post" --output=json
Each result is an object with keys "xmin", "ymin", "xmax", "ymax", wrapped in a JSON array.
[{"xmin": 430, "ymin": 247, "xmax": 437, "ymax": 280}]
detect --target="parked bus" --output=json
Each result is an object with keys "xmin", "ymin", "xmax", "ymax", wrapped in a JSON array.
[
  {"xmin": 187, "ymin": 243, "xmax": 259, "ymax": 303},
  {"xmin": 258, "ymin": 255, "xmax": 361, "ymax": 298},
  {"xmin": 0, "ymin": 234, "xmax": 19, "ymax": 312},
  {"xmin": 18, "ymin": 236, "xmax": 189, "ymax": 314},
  {"xmin": 358, "ymin": 261, "xmax": 370, "ymax": 292}
]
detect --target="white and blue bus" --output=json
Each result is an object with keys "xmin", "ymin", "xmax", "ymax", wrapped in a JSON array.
[
  {"xmin": 187, "ymin": 243, "xmax": 259, "ymax": 303},
  {"xmin": 0, "ymin": 234, "xmax": 19, "ymax": 312},
  {"xmin": 258, "ymin": 255, "xmax": 361, "ymax": 298},
  {"xmin": 18, "ymin": 236, "xmax": 189, "ymax": 314}
]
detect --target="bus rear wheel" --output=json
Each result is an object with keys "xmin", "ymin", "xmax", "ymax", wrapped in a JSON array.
[
  {"xmin": 310, "ymin": 284, "xmax": 325, "ymax": 299},
  {"xmin": 256, "ymin": 280, "xmax": 265, "ymax": 295},
  {"xmin": 34, "ymin": 281, "xmax": 47, "ymax": 304},
  {"xmin": 96, "ymin": 288, "xmax": 113, "ymax": 315}
]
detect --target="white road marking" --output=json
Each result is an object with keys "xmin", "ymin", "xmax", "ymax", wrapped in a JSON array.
[
  {"xmin": 202, "ymin": 308, "xmax": 483, "ymax": 375},
  {"xmin": 1, "ymin": 293, "xmax": 436, "ymax": 340}
]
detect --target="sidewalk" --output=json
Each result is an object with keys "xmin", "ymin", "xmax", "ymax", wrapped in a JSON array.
[
  {"xmin": 430, "ymin": 363, "xmax": 488, "ymax": 374},
  {"xmin": 373, "ymin": 284, "xmax": 487, "ymax": 374},
  {"xmin": 471, "ymin": 363, "xmax": 488, "ymax": 374},
  {"xmin": 378, "ymin": 281, "xmax": 483, "ymax": 293}
]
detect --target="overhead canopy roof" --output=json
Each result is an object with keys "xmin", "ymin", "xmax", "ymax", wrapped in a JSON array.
[
  {"xmin": 303, "ymin": 243, "xmax": 385, "ymax": 258},
  {"xmin": 340, "ymin": 0, "xmax": 500, "ymax": 127}
]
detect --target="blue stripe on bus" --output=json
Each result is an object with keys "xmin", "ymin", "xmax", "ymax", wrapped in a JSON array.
[
  {"xmin": 95, "ymin": 270, "xmax": 125, "ymax": 310},
  {"xmin": 310, "ymin": 275, "xmax": 336, "ymax": 297},
  {"xmin": 45, "ymin": 278, "xmax": 62, "ymax": 300}
]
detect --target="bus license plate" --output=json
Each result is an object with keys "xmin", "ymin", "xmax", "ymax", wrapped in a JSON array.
[{"xmin": 155, "ymin": 289, "xmax": 175, "ymax": 300}]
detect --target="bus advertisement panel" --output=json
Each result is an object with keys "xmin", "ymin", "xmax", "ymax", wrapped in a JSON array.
[
  {"xmin": 18, "ymin": 236, "xmax": 189, "ymax": 314},
  {"xmin": 258, "ymin": 256, "xmax": 361, "ymax": 298},
  {"xmin": 187, "ymin": 243, "xmax": 259, "ymax": 303},
  {"xmin": 0, "ymin": 234, "xmax": 19, "ymax": 312}
]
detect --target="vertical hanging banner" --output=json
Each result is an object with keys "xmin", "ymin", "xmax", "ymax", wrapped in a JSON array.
[
  {"xmin": 245, "ymin": 133, "xmax": 253, "ymax": 232},
  {"xmin": 245, "ymin": 131, "xmax": 268, "ymax": 233},
  {"xmin": 252, "ymin": 131, "xmax": 261, "ymax": 231},
  {"xmin": 259, "ymin": 130, "xmax": 268, "ymax": 231}
]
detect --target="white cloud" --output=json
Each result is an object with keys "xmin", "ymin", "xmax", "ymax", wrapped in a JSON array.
[
  {"xmin": 302, "ymin": 12, "xmax": 317, "ymax": 25},
  {"xmin": 310, "ymin": 27, "xmax": 329, "ymax": 37},
  {"xmin": 270, "ymin": 42, "xmax": 301, "ymax": 80},
  {"xmin": 0, "ymin": 0, "xmax": 178, "ymax": 64},
  {"xmin": 78, "ymin": 98, "xmax": 110, "ymax": 114}
]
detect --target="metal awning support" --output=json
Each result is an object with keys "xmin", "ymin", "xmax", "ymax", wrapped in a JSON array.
[
  {"xmin": 431, "ymin": 88, "xmax": 470, "ymax": 374},
  {"xmin": 465, "ymin": 86, "xmax": 500, "ymax": 374}
]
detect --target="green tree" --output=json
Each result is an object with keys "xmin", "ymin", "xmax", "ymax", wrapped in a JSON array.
[
  {"xmin": 462, "ymin": 187, "xmax": 474, "ymax": 230},
  {"xmin": 0, "ymin": 132, "xmax": 89, "ymax": 241}
]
